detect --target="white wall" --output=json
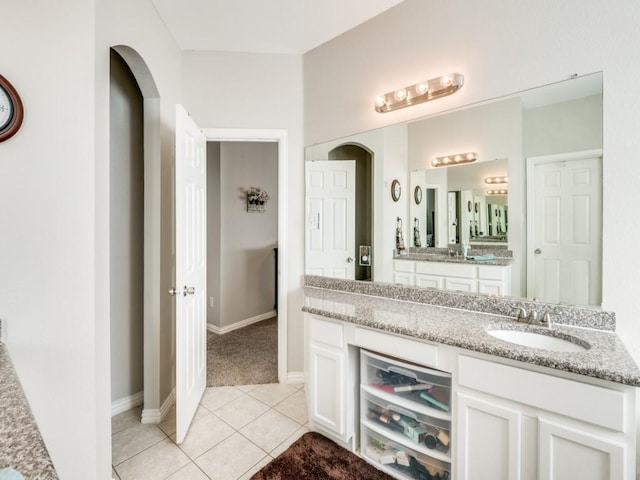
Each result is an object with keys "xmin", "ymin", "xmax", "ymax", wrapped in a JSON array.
[
  {"xmin": 219, "ymin": 142, "xmax": 278, "ymax": 328},
  {"xmin": 0, "ymin": 2, "xmax": 100, "ymax": 479},
  {"xmin": 0, "ymin": 0, "xmax": 182, "ymax": 478},
  {"xmin": 304, "ymin": 0, "xmax": 640, "ymax": 364},
  {"xmin": 181, "ymin": 50, "xmax": 304, "ymax": 372}
]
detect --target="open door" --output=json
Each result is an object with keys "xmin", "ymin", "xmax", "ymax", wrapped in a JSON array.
[
  {"xmin": 173, "ymin": 105, "xmax": 207, "ymax": 443},
  {"xmin": 305, "ymin": 160, "xmax": 356, "ymax": 279}
]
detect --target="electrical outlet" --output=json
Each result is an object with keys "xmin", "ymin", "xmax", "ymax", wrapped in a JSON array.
[{"xmin": 209, "ymin": 297, "xmax": 214, "ymax": 308}]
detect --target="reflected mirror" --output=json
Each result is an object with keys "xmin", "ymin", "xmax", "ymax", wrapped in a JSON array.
[{"xmin": 305, "ymin": 72, "xmax": 603, "ymax": 306}]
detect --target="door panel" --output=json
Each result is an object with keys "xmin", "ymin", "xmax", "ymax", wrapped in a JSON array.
[
  {"xmin": 305, "ymin": 161, "xmax": 356, "ymax": 279},
  {"xmin": 175, "ymin": 105, "xmax": 207, "ymax": 444},
  {"xmin": 529, "ymin": 155, "xmax": 602, "ymax": 305}
]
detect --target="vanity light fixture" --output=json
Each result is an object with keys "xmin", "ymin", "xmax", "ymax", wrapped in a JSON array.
[
  {"xmin": 487, "ymin": 189, "xmax": 508, "ymax": 195},
  {"xmin": 431, "ymin": 152, "xmax": 478, "ymax": 168},
  {"xmin": 374, "ymin": 73, "xmax": 464, "ymax": 113},
  {"xmin": 484, "ymin": 176, "xmax": 509, "ymax": 184}
]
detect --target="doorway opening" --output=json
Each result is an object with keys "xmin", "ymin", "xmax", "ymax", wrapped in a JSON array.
[
  {"xmin": 205, "ymin": 140, "xmax": 279, "ymax": 386},
  {"xmin": 108, "ymin": 45, "xmax": 164, "ymax": 426},
  {"xmin": 203, "ymin": 128, "xmax": 288, "ymax": 384}
]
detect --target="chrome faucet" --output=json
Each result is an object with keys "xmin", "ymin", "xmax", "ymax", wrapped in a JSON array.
[{"xmin": 511, "ymin": 307, "xmax": 552, "ymax": 327}]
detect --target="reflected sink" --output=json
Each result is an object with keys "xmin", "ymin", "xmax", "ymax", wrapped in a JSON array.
[{"xmin": 487, "ymin": 328, "xmax": 589, "ymax": 352}]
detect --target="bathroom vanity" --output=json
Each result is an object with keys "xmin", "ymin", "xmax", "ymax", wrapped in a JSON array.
[
  {"xmin": 303, "ymin": 280, "xmax": 639, "ymax": 480},
  {"xmin": 393, "ymin": 251, "xmax": 513, "ymax": 295}
]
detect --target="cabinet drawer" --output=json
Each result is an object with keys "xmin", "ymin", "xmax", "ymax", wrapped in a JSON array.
[
  {"xmin": 416, "ymin": 261, "xmax": 475, "ymax": 278},
  {"xmin": 361, "ymin": 424, "xmax": 451, "ymax": 480},
  {"xmin": 362, "ymin": 390, "xmax": 451, "ymax": 456},
  {"xmin": 477, "ymin": 265, "xmax": 506, "ymax": 280},
  {"xmin": 308, "ymin": 316, "xmax": 343, "ymax": 348},
  {"xmin": 354, "ymin": 327, "xmax": 438, "ymax": 367},
  {"xmin": 458, "ymin": 355, "xmax": 626, "ymax": 431},
  {"xmin": 394, "ymin": 260, "xmax": 415, "ymax": 273},
  {"xmin": 361, "ymin": 350, "xmax": 451, "ymax": 416}
]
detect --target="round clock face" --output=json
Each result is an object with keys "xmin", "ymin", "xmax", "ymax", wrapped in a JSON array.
[
  {"xmin": 0, "ymin": 86, "xmax": 13, "ymax": 130},
  {"xmin": 391, "ymin": 179, "xmax": 401, "ymax": 202},
  {"xmin": 0, "ymin": 75, "xmax": 24, "ymax": 142},
  {"xmin": 414, "ymin": 185, "xmax": 422, "ymax": 204}
]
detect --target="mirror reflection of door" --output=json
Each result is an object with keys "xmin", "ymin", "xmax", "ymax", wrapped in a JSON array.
[
  {"xmin": 305, "ymin": 160, "xmax": 356, "ymax": 279},
  {"xmin": 527, "ymin": 151, "xmax": 602, "ymax": 306},
  {"xmin": 426, "ymin": 188, "xmax": 437, "ymax": 247},
  {"xmin": 447, "ymin": 191, "xmax": 460, "ymax": 244}
]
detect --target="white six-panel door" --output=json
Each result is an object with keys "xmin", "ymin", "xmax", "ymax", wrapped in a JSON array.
[
  {"xmin": 527, "ymin": 151, "xmax": 602, "ymax": 305},
  {"xmin": 305, "ymin": 160, "xmax": 356, "ymax": 279},
  {"xmin": 174, "ymin": 105, "xmax": 207, "ymax": 444}
]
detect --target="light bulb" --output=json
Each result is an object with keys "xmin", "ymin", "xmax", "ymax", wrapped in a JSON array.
[
  {"xmin": 454, "ymin": 155, "xmax": 462, "ymax": 162},
  {"xmin": 466, "ymin": 153, "xmax": 476, "ymax": 160},
  {"xmin": 394, "ymin": 89, "xmax": 407, "ymax": 101},
  {"xmin": 375, "ymin": 95, "xmax": 387, "ymax": 107},
  {"xmin": 432, "ymin": 159, "xmax": 439, "ymax": 167},
  {"xmin": 440, "ymin": 75, "xmax": 453, "ymax": 87},
  {"xmin": 416, "ymin": 83, "xmax": 429, "ymax": 95},
  {"xmin": 442, "ymin": 156, "xmax": 450, "ymax": 164}
]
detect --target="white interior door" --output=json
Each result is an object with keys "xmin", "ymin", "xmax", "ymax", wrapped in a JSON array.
[
  {"xmin": 305, "ymin": 160, "xmax": 356, "ymax": 279},
  {"xmin": 527, "ymin": 152, "xmax": 602, "ymax": 305},
  {"xmin": 174, "ymin": 105, "xmax": 207, "ymax": 443}
]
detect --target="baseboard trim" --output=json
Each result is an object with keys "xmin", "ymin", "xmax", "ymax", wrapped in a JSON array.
[
  {"xmin": 207, "ymin": 310, "xmax": 277, "ymax": 335},
  {"xmin": 111, "ymin": 391, "xmax": 144, "ymax": 417},
  {"xmin": 286, "ymin": 371, "xmax": 304, "ymax": 384},
  {"xmin": 141, "ymin": 388, "xmax": 175, "ymax": 424}
]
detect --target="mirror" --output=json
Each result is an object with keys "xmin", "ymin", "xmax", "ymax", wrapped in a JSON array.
[{"xmin": 305, "ymin": 72, "xmax": 603, "ymax": 306}]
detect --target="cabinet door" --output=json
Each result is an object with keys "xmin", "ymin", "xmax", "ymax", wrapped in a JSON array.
[
  {"xmin": 308, "ymin": 343, "xmax": 346, "ymax": 437},
  {"xmin": 457, "ymin": 393, "xmax": 523, "ymax": 480},
  {"xmin": 393, "ymin": 272, "xmax": 414, "ymax": 285},
  {"xmin": 415, "ymin": 274, "xmax": 443, "ymax": 289},
  {"xmin": 478, "ymin": 279, "xmax": 507, "ymax": 295},
  {"xmin": 538, "ymin": 418, "xmax": 627, "ymax": 480}
]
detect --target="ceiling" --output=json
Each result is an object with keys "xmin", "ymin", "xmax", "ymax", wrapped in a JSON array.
[{"xmin": 150, "ymin": 0, "xmax": 404, "ymax": 54}]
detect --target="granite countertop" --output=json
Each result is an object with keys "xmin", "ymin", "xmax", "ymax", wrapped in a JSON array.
[
  {"xmin": 0, "ymin": 344, "xmax": 58, "ymax": 479},
  {"xmin": 394, "ymin": 252, "xmax": 514, "ymax": 266},
  {"xmin": 303, "ymin": 286, "xmax": 640, "ymax": 386}
]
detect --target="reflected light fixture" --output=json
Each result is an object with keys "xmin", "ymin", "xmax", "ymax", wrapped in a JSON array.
[
  {"xmin": 484, "ymin": 176, "xmax": 509, "ymax": 184},
  {"xmin": 432, "ymin": 152, "xmax": 478, "ymax": 168},
  {"xmin": 375, "ymin": 73, "xmax": 464, "ymax": 113},
  {"xmin": 487, "ymin": 189, "xmax": 508, "ymax": 195}
]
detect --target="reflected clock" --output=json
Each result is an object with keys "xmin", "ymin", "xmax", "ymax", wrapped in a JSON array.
[
  {"xmin": 391, "ymin": 179, "xmax": 401, "ymax": 202},
  {"xmin": 0, "ymin": 75, "xmax": 24, "ymax": 142}
]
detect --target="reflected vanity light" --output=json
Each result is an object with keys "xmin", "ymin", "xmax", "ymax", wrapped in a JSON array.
[
  {"xmin": 487, "ymin": 189, "xmax": 508, "ymax": 195},
  {"xmin": 484, "ymin": 176, "xmax": 509, "ymax": 184},
  {"xmin": 432, "ymin": 152, "xmax": 478, "ymax": 167},
  {"xmin": 374, "ymin": 73, "xmax": 464, "ymax": 113}
]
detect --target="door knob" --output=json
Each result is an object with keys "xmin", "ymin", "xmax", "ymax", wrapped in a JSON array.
[
  {"xmin": 168, "ymin": 287, "xmax": 180, "ymax": 296},
  {"xmin": 184, "ymin": 286, "xmax": 196, "ymax": 296},
  {"xmin": 534, "ymin": 248, "xmax": 542, "ymax": 254},
  {"xmin": 347, "ymin": 257, "xmax": 354, "ymax": 263}
]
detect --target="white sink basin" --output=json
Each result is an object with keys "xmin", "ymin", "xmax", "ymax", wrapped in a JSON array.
[{"xmin": 488, "ymin": 328, "xmax": 589, "ymax": 352}]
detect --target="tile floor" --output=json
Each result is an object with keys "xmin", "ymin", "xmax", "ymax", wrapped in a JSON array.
[{"xmin": 112, "ymin": 383, "xmax": 308, "ymax": 480}]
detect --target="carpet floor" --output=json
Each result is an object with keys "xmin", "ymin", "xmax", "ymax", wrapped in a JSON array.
[
  {"xmin": 251, "ymin": 432, "xmax": 394, "ymax": 480},
  {"xmin": 207, "ymin": 317, "xmax": 278, "ymax": 387}
]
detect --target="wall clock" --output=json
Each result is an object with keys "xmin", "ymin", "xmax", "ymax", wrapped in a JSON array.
[
  {"xmin": 414, "ymin": 185, "xmax": 422, "ymax": 204},
  {"xmin": 391, "ymin": 179, "xmax": 401, "ymax": 202},
  {"xmin": 0, "ymin": 75, "xmax": 24, "ymax": 142}
]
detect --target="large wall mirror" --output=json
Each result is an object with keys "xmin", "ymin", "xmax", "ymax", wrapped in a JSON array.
[{"xmin": 305, "ymin": 72, "xmax": 603, "ymax": 307}]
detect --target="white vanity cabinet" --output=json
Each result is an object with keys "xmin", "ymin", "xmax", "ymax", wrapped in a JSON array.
[
  {"xmin": 305, "ymin": 314, "xmax": 353, "ymax": 442},
  {"xmin": 456, "ymin": 355, "xmax": 636, "ymax": 480},
  {"xmin": 393, "ymin": 259, "xmax": 511, "ymax": 295},
  {"xmin": 304, "ymin": 312, "xmax": 637, "ymax": 480}
]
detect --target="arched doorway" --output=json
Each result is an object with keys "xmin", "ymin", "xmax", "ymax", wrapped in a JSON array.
[
  {"xmin": 109, "ymin": 45, "xmax": 164, "ymax": 423},
  {"xmin": 328, "ymin": 143, "xmax": 373, "ymax": 281}
]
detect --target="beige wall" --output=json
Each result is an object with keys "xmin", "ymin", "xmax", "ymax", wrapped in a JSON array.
[{"xmin": 304, "ymin": 0, "xmax": 640, "ymax": 364}]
